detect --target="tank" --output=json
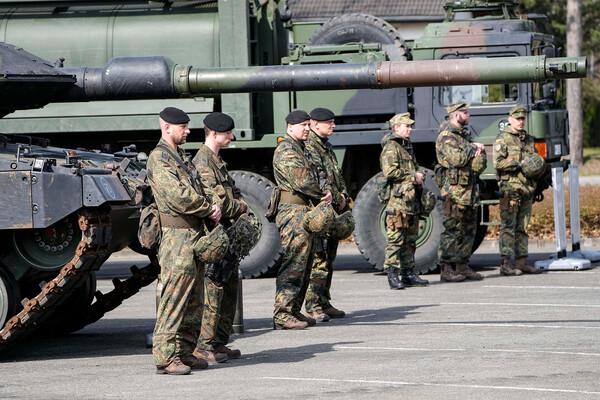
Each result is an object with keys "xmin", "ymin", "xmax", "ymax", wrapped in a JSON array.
[{"xmin": 0, "ymin": 42, "xmax": 587, "ymax": 350}]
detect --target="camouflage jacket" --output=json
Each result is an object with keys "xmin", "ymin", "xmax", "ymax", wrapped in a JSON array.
[
  {"xmin": 192, "ymin": 144, "xmax": 247, "ymax": 221},
  {"xmin": 305, "ymin": 130, "xmax": 348, "ymax": 211},
  {"xmin": 435, "ymin": 122, "xmax": 480, "ymax": 206},
  {"xmin": 380, "ymin": 135, "xmax": 421, "ymax": 214},
  {"xmin": 273, "ymin": 134, "xmax": 323, "ymax": 203},
  {"xmin": 147, "ymin": 138, "xmax": 213, "ymax": 220},
  {"xmin": 493, "ymin": 125, "xmax": 536, "ymax": 196}
]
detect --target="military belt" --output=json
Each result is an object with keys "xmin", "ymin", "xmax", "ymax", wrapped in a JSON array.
[
  {"xmin": 159, "ymin": 213, "xmax": 203, "ymax": 229},
  {"xmin": 280, "ymin": 191, "xmax": 309, "ymax": 206}
]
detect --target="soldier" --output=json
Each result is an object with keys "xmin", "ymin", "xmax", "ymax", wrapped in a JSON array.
[
  {"xmin": 148, "ymin": 107, "xmax": 222, "ymax": 375},
  {"xmin": 493, "ymin": 105, "xmax": 542, "ymax": 275},
  {"xmin": 192, "ymin": 112, "xmax": 248, "ymax": 363},
  {"xmin": 272, "ymin": 110, "xmax": 332, "ymax": 330},
  {"xmin": 303, "ymin": 107, "xmax": 348, "ymax": 321},
  {"xmin": 435, "ymin": 103, "xmax": 487, "ymax": 282},
  {"xmin": 380, "ymin": 113, "xmax": 430, "ymax": 290}
]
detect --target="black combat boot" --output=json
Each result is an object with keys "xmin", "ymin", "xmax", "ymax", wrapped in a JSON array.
[
  {"xmin": 387, "ymin": 268, "xmax": 405, "ymax": 290},
  {"xmin": 401, "ymin": 273, "xmax": 430, "ymax": 287}
]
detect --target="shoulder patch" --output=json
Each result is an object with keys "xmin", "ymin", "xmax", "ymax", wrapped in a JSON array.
[{"xmin": 160, "ymin": 151, "xmax": 170, "ymax": 162}]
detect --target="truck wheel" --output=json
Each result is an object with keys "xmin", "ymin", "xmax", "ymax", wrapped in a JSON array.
[
  {"xmin": 230, "ymin": 171, "xmax": 283, "ymax": 278},
  {"xmin": 353, "ymin": 171, "xmax": 443, "ymax": 274},
  {"xmin": 309, "ymin": 13, "xmax": 407, "ymax": 61},
  {"xmin": 0, "ymin": 267, "xmax": 20, "ymax": 330}
]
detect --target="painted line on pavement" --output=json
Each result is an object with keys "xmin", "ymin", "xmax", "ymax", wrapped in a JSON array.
[
  {"xmin": 484, "ymin": 285, "xmax": 600, "ymax": 290},
  {"xmin": 359, "ymin": 321, "xmax": 600, "ymax": 330},
  {"xmin": 442, "ymin": 302, "xmax": 600, "ymax": 308},
  {"xmin": 263, "ymin": 377, "xmax": 600, "ymax": 395},
  {"xmin": 335, "ymin": 345, "xmax": 600, "ymax": 357}
]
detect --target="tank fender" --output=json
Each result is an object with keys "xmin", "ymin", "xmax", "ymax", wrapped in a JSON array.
[{"xmin": 82, "ymin": 174, "xmax": 131, "ymax": 207}]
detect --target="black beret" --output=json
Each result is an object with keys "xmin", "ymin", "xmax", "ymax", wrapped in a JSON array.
[
  {"xmin": 203, "ymin": 112, "xmax": 235, "ymax": 132},
  {"xmin": 159, "ymin": 107, "xmax": 190, "ymax": 124},
  {"xmin": 285, "ymin": 110, "xmax": 311, "ymax": 124},
  {"xmin": 310, "ymin": 107, "xmax": 335, "ymax": 121}
]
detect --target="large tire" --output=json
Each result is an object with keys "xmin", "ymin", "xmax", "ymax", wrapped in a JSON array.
[
  {"xmin": 230, "ymin": 171, "xmax": 283, "ymax": 278},
  {"xmin": 0, "ymin": 267, "xmax": 20, "ymax": 330},
  {"xmin": 309, "ymin": 13, "xmax": 407, "ymax": 61},
  {"xmin": 353, "ymin": 170, "xmax": 443, "ymax": 274}
]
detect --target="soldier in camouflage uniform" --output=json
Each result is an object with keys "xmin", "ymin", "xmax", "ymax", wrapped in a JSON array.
[
  {"xmin": 435, "ymin": 103, "xmax": 487, "ymax": 282},
  {"xmin": 380, "ymin": 113, "xmax": 430, "ymax": 290},
  {"xmin": 303, "ymin": 108, "xmax": 348, "ymax": 322},
  {"xmin": 192, "ymin": 112, "xmax": 248, "ymax": 363},
  {"xmin": 148, "ymin": 107, "xmax": 222, "ymax": 375},
  {"xmin": 272, "ymin": 110, "xmax": 332, "ymax": 330},
  {"xmin": 493, "ymin": 105, "xmax": 542, "ymax": 275}
]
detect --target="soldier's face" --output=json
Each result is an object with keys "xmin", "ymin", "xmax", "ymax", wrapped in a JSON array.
[
  {"xmin": 287, "ymin": 121, "xmax": 311, "ymax": 141},
  {"xmin": 168, "ymin": 123, "xmax": 190, "ymax": 145},
  {"xmin": 456, "ymin": 109, "xmax": 470, "ymax": 125},
  {"xmin": 509, "ymin": 115, "xmax": 525, "ymax": 130},
  {"xmin": 393, "ymin": 123, "xmax": 412, "ymax": 139},
  {"xmin": 214, "ymin": 130, "xmax": 235, "ymax": 148},
  {"xmin": 311, "ymin": 119, "xmax": 336, "ymax": 137}
]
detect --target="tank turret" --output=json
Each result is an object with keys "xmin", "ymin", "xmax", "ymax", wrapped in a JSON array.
[{"xmin": 0, "ymin": 41, "xmax": 588, "ymax": 351}]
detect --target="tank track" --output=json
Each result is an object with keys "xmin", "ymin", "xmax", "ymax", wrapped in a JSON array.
[{"xmin": 0, "ymin": 208, "xmax": 113, "ymax": 350}]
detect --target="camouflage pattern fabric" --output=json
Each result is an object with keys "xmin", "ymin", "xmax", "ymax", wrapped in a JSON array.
[
  {"xmin": 304, "ymin": 130, "xmax": 351, "ymax": 313},
  {"xmin": 194, "ymin": 224, "xmax": 229, "ymax": 263},
  {"xmin": 499, "ymin": 196, "xmax": 532, "ymax": 258},
  {"xmin": 272, "ymin": 134, "xmax": 324, "ymax": 324},
  {"xmin": 435, "ymin": 122, "xmax": 482, "ymax": 265},
  {"xmin": 196, "ymin": 273, "xmax": 239, "ymax": 351},
  {"xmin": 380, "ymin": 134, "xmax": 422, "ymax": 274},
  {"xmin": 147, "ymin": 138, "xmax": 213, "ymax": 367},
  {"xmin": 494, "ymin": 125, "xmax": 536, "ymax": 258},
  {"xmin": 302, "ymin": 201, "xmax": 335, "ymax": 234},
  {"xmin": 435, "ymin": 122, "xmax": 480, "ymax": 206},
  {"xmin": 191, "ymin": 143, "xmax": 248, "ymax": 350},
  {"xmin": 438, "ymin": 201, "xmax": 477, "ymax": 264}
]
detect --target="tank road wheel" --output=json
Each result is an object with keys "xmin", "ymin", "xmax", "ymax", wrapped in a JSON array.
[
  {"xmin": 229, "ymin": 171, "xmax": 283, "ymax": 278},
  {"xmin": 353, "ymin": 171, "xmax": 443, "ymax": 274},
  {"xmin": 309, "ymin": 13, "xmax": 407, "ymax": 61},
  {"xmin": 0, "ymin": 268, "xmax": 20, "ymax": 330}
]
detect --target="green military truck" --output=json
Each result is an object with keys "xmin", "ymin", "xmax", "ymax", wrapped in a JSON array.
[{"xmin": 0, "ymin": 0, "xmax": 574, "ymax": 277}]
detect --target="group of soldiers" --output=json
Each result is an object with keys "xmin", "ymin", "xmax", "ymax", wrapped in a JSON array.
[
  {"xmin": 381, "ymin": 102, "xmax": 543, "ymax": 291},
  {"xmin": 145, "ymin": 100, "xmax": 545, "ymax": 374}
]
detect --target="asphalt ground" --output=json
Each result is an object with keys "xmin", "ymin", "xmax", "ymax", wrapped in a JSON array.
[{"xmin": 1, "ymin": 242, "xmax": 599, "ymax": 400}]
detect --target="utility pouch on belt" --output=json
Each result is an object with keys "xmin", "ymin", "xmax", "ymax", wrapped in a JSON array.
[
  {"xmin": 434, "ymin": 164, "xmax": 444, "ymax": 188},
  {"xmin": 265, "ymin": 187, "xmax": 281, "ymax": 223},
  {"xmin": 138, "ymin": 202, "xmax": 161, "ymax": 250},
  {"xmin": 458, "ymin": 170, "xmax": 470, "ymax": 186},
  {"xmin": 448, "ymin": 168, "xmax": 458, "ymax": 185},
  {"xmin": 377, "ymin": 175, "xmax": 391, "ymax": 203}
]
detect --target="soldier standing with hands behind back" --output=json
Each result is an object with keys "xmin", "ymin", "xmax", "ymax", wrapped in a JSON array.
[
  {"xmin": 380, "ymin": 113, "xmax": 430, "ymax": 290},
  {"xmin": 148, "ymin": 107, "xmax": 221, "ymax": 375},
  {"xmin": 435, "ymin": 103, "xmax": 487, "ymax": 282},
  {"xmin": 493, "ymin": 105, "xmax": 542, "ymax": 275}
]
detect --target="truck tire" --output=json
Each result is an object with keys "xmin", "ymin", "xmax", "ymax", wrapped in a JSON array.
[
  {"xmin": 353, "ymin": 171, "xmax": 443, "ymax": 274},
  {"xmin": 0, "ymin": 267, "xmax": 20, "ymax": 329},
  {"xmin": 309, "ymin": 13, "xmax": 407, "ymax": 61},
  {"xmin": 230, "ymin": 171, "xmax": 283, "ymax": 278}
]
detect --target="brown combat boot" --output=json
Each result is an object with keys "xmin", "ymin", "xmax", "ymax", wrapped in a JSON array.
[
  {"xmin": 214, "ymin": 344, "xmax": 242, "ymax": 359},
  {"xmin": 294, "ymin": 312, "xmax": 316, "ymax": 327},
  {"xmin": 273, "ymin": 316, "xmax": 309, "ymax": 330},
  {"xmin": 193, "ymin": 349, "xmax": 228, "ymax": 364},
  {"xmin": 439, "ymin": 263, "xmax": 466, "ymax": 282},
  {"xmin": 499, "ymin": 257, "xmax": 523, "ymax": 276},
  {"xmin": 323, "ymin": 305, "xmax": 346, "ymax": 319},
  {"xmin": 180, "ymin": 355, "xmax": 208, "ymax": 370},
  {"xmin": 456, "ymin": 263, "xmax": 484, "ymax": 281},
  {"xmin": 515, "ymin": 256, "xmax": 541, "ymax": 274},
  {"xmin": 156, "ymin": 357, "xmax": 191, "ymax": 375},
  {"xmin": 306, "ymin": 310, "xmax": 330, "ymax": 322}
]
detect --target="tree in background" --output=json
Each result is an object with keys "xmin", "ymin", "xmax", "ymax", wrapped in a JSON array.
[
  {"xmin": 567, "ymin": 0, "xmax": 583, "ymax": 166},
  {"xmin": 522, "ymin": 0, "xmax": 600, "ymax": 151}
]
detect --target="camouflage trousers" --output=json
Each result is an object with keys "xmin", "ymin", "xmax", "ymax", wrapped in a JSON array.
[
  {"xmin": 499, "ymin": 193, "xmax": 532, "ymax": 259},
  {"xmin": 274, "ymin": 204, "xmax": 314, "ymax": 324},
  {"xmin": 438, "ymin": 200, "xmax": 477, "ymax": 264},
  {"xmin": 153, "ymin": 227, "xmax": 204, "ymax": 367},
  {"xmin": 196, "ymin": 270, "xmax": 239, "ymax": 351},
  {"xmin": 304, "ymin": 237, "xmax": 339, "ymax": 313},
  {"xmin": 383, "ymin": 210, "xmax": 419, "ymax": 274}
]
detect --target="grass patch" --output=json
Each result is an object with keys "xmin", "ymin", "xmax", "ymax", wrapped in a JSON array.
[
  {"xmin": 487, "ymin": 185, "xmax": 600, "ymax": 239},
  {"xmin": 578, "ymin": 147, "xmax": 600, "ymax": 176}
]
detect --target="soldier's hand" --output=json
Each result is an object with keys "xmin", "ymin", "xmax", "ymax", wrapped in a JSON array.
[
  {"xmin": 473, "ymin": 142, "xmax": 485, "ymax": 156},
  {"xmin": 321, "ymin": 190, "xmax": 333, "ymax": 204},
  {"xmin": 339, "ymin": 195, "xmax": 347, "ymax": 211},
  {"xmin": 209, "ymin": 204, "xmax": 222, "ymax": 223},
  {"xmin": 415, "ymin": 172, "xmax": 425, "ymax": 186}
]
